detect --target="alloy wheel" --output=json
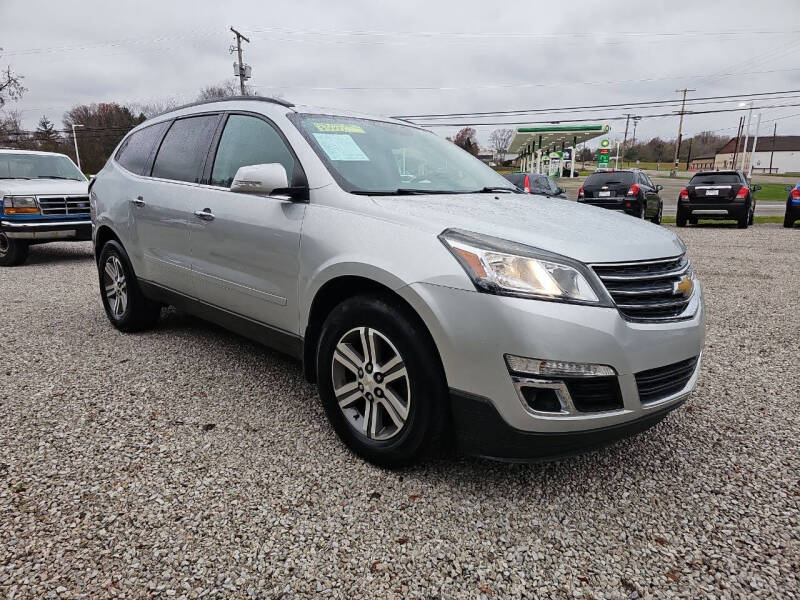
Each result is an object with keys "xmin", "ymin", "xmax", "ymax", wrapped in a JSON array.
[
  {"xmin": 103, "ymin": 255, "xmax": 128, "ymax": 318},
  {"xmin": 331, "ymin": 326, "xmax": 411, "ymax": 441},
  {"xmin": 0, "ymin": 233, "xmax": 9, "ymax": 257}
]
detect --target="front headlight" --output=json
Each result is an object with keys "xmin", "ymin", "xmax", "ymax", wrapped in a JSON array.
[
  {"xmin": 439, "ymin": 229, "xmax": 609, "ymax": 305},
  {"xmin": 2, "ymin": 196, "xmax": 40, "ymax": 215}
]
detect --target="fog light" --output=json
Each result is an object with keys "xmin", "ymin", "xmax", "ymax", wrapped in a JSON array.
[{"xmin": 505, "ymin": 354, "xmax": 616, "ymax": 378}]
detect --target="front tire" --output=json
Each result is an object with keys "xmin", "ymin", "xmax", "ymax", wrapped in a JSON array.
[
  {"xmin": 0, "ymin": 233, "xmax": 29, "ymax": 267},
  {"xmin": 316, "ymin": 294, "xmax": 448, "ymax": 468},
  {"xmin": 98, "ymin": 240, "xmax": 161, "ymax": 332}
]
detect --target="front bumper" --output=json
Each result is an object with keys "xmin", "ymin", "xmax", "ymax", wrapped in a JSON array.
[
  {"xmin": 0, "ymin": 219, "xmax": 92, "ymax": 241},
  {"xmin": 407, "ymin": 281, "xmax": 705, "ymax": 458}
]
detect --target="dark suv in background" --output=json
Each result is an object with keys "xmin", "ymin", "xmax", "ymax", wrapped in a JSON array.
[
  {"xmin": 577, "ymin": 169, "xmax": 663, "ymax": 224},
  {"xmin": 677, "ymin": 170, "xmax": 758, "ymax": 229}
]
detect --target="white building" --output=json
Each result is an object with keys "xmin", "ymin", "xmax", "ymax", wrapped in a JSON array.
[{"xmin": 714, "ymin": 135, "xmax": 800, "ymax": 174}]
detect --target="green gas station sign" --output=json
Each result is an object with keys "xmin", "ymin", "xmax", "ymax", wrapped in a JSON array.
[{"xmin": 598, "ymin": 140, "xmax": 611, "ymax": 169}]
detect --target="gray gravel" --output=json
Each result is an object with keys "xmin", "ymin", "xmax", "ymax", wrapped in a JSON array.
[{"xmin": 1, "ymin": 226, "xmax": 798, "ymax": 599}]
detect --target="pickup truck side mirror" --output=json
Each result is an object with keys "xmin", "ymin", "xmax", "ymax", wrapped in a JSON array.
[
  {"xmin": 752, "ymin": 184, "xmax": 762, "ymax": 192},
  {"xmin": 231, "ymin": 163, "xmax": 308, "ymax": 201},
  {"xmin": 557, "ymin": 187, "xmax": 566, "ymax": 195},
  {"xmin": 655, "ymin": 184, "xmax": 663, "ymax": 191},
  {"xmin": 786, "ymin": 185, "xmax": 794, "ymax": 192}
]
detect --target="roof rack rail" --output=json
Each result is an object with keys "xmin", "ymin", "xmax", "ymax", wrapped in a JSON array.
[{"xmin": 154, "ymin": 95, "xmax": 295, "ymax": 118}]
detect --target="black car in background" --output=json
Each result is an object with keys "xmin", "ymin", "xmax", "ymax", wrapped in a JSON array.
[
  {"xmin": 503, "ymin": 172, "xmax": 568, "ymax": 198},
  {"xmin": 677, "ymin": 170, "xmax": 758, "ymax": 229},
  {"xmin": 577, "ymin": 169, "xmax": 663, "ymax": 224}
]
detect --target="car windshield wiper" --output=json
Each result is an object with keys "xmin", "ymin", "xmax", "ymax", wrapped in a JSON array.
[
  {"xmin": 471, "ymin": 186, "xmax": 519, "ymax": 193},
  {"xmin": 351, "ymin": 188, "xmax": 463, "ymax": 196},
  {"xmin": 0, "ymin": 176, "xmax": 31, "ymax": 179},
  {"xmin": 37, "ymin": 175, "xmax": 76, "ymax": 180}
]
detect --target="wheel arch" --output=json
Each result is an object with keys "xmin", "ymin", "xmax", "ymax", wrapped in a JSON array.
[
  {"xmin": 93, "ymin": 224, "xmax": 123, "ymax": 262},
  {"xmin": 302, "ymin": 274, "xmax": 445, "ymax": 387}
]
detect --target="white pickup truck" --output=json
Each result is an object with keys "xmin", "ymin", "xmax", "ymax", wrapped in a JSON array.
[{"xmin": 0, "ymin": 149, "xmax": 91, "ymax": 266}]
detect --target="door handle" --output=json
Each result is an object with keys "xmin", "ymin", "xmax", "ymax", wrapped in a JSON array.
[
  {"xmin": 131, "ymin": 196, "xmax": 145, "ymax": 207},
  {"xmin": 193, "ymin": 209, "xmax": 215, "ymax": 221}
]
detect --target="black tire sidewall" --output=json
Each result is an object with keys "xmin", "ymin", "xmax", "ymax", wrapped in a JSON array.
[
  {"xmin": 316, "ymin": 295, "xmax": 446, "ymax": 467},
  {"xmin": 97, "ymin": 240, "xmax": 158, "ymax": 331},
  {"xmin": 0, "ymin": 233, "xmax": 29, "ymax": 267}
]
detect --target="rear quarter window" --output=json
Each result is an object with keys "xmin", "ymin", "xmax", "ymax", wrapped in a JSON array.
[{"xmin": 115, "ymin": 121, "xmax": 170, "ymax": 176}]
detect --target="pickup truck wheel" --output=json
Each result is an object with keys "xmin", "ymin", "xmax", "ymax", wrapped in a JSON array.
[
  {"xmin": 0, "ymin": 233, "xmax": 29, "ymax": 266},
  {"xmin": 98, "ymin": 240, "xmax": 161, "ymax": 332},
  {"xmin": 316, "ymin": 294, "xmax": 447, "ymax": 468}
]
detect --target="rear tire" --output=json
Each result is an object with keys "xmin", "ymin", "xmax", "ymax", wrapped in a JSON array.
[
  {"xmin": 0, "ymin": 233, "xmax": 29, "ymax": 267},
  {"xmin": 651, "ymin": 202, "xmax": 663, "ymax": 225},
  {"xmin": 676, "ymin": 208, "xmax": 688, "ymax": 227},
  {"xmin": 316, "ymin": 294, "xmax": 448, "ymax": 468},
  {"xmin": 737, "ymin": 204, "xmax": 750, "ymax": 229},
  {"xmin": 97, "ymin": 240, "xmax": 161, "ymax": 332},
  {"xmin": 786, "ymin": 213, "xmax": 795, "ymax": 228}
]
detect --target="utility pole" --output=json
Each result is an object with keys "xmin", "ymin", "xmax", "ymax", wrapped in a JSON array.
[
  {"xmin": 732, "ymin": 116, "xmax": 744, "ymax": 170},
  {"xmin": 71, "ymin": 123, "xmax": 84, "ymax": 172},
  {"xmin": 621, "ymin": 114, "xmax": 631, "ymax": 166},
  {"xmin": 769, "ymin": 122, "xmax": 777, "ymax": 174},
  {"xmin": 630, "ymin": 116, "xmax": 641, "ymax": 167},
  {"xmin": 230, "ymin": 26, "xmax": 250, "ymax": 95},
  {"xmin": 671, "ymin": 88, "xmax": 695, "ymax": 177},
  {"xmin": 685, "ymin": 137, "xmax": 693, "ymax": 171}
]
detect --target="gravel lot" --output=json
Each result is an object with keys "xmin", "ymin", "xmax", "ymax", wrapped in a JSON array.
[{"xmin": 1, "ymin": 225, "xmax": 798, "ymax": 599}]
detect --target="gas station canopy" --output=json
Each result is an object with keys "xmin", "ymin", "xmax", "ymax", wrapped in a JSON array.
[
  {"xmin": 509, "ymin": 124, "xmax": 611, "ymax": 176},
  {"xmin": 508, "ymin": 124, "xmax": 610, "ymax": 155}
]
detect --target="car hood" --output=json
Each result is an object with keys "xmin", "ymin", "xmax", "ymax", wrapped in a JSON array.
[
  {"xmin": 369, "ymin": 193, "xmax": 684, "ymax": 263},
  {"xmin": 0, "ymin": 178, "xmax": 89, "ymax": 196}
]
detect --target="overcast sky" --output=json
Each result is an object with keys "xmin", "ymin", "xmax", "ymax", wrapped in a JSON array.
[{"xmin": 2, "ymin": 0, "xmax": 800, "ymax": 148}]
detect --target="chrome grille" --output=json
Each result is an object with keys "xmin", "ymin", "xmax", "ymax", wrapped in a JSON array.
[
  {"xmin": 592, "ymin": 255, "xmax": 693, "ymax": 321},
  {"xmin": 37, "ymin": 195, "xmax": 91, "ymax": 216}
]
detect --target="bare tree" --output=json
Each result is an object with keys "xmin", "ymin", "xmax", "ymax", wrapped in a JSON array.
[
  {"xmin": 0, "ymin": 110, "xmax": 28, "ymax": 147},
  {"xmin": 130, "ymin": 98, "xmax": 181, "ymax": 119},
  {"xmin": 488, "ymin": 128, "xmax": 514, "ymax": 161},
  {"xmin": 197, "ymin": 79, "xmax": 255, "ymax": 101},
  {"xmin": 0, "ymin": 53, "xmax": 26, "ymax": 109},
  {"xmin": 449, "ymin": 127, "xmax": 480, "ymax": 155}
]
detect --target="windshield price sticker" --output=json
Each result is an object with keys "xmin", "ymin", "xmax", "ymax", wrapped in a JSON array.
[
  {"xmin": 313, "ymin": 123, "xmax": 366, "ymax": 134},
  {"xmin": 313, "ymin": 133, "xmax": 370, "ymax": 161}
]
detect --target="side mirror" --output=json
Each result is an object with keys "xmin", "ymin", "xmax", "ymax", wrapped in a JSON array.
[
  {"xmin": 656, "ymin": 184, "xmax": 663, "ymax": 191},
  {"xmin": 557, "ymin": 187, "xmax": 565, "ymax": 194},
  {"xmin": 752, "ymin": 184, "xmax": 762, "ymax": 192},
  {"xmin": 231, "ymin": 163, "xmax": 292, "ymax": 196},
  {"xmin": 786, "ymin": 185, "xmax": 794, "ymax": 192}
]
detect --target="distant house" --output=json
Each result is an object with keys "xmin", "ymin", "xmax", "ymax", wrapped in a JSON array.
[
  {"xmin": 476, "ymin": 151, "xmax": 494, "ymax": 165},
  {"xmin": 688, "ymin": 154, "xmax": 715, "ymax": 171},
  {"xmin": 714, "ymin": 135, "xmax": 800, "ymax": 174}
]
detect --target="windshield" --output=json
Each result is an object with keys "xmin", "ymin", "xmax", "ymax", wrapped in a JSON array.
[
  {"xmin": 689, "ymin": 173, "xmax": 741, "ymax": 185},
  {"xmin": 584, "ymin": 172, "xmax": 635, "ymax": 186},
  {"xmin": 293, "ymin": 114, "xmax": 516, "ymax": 194},
  {"xmin": 0, "ymin": 153, "xmax": 85, "ymax": 181}
]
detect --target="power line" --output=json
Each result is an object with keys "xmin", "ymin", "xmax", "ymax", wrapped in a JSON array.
[{"xmin": 394, "ymin": 89, "xmax": 800, "ymax": 120}]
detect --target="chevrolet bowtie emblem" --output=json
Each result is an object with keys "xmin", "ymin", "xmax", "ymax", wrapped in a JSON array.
[{"xmin": 673, "ymin": 276, "xmax": 694, "ymax": 297}]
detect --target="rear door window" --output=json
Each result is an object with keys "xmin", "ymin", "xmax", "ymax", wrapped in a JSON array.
[
  {"xmin": 151, "ymin": 115, "xmax": 220, "ymax": 183},
  {"xmin": 115, "ymin": 121, "xmax": 170, "ymax": 176},
  {"xmin": 210, "ymin": 114, "xmax": 296, "ymax": 188}
]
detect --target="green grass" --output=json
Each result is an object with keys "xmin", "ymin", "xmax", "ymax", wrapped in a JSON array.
[
  {"xmin": 754, "ymin": 183, "xmax": 792, "ymax": 202},
  {"xmin": 662, "ymin": 215, "xmax": 784, "ymax": 225}
]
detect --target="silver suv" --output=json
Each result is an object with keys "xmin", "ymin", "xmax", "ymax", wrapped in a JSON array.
[{"xmin": 91, "ymin": 97, "xmax": 705, "ymax": 467}]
